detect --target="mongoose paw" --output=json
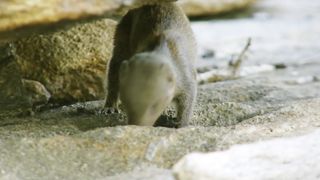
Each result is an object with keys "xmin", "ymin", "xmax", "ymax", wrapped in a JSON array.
[{"xmin": 96, "ymin": 107, "xmax": 120, "ymax": 116}]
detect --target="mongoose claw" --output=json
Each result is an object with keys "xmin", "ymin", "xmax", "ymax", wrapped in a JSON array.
[{"xmin": 96, "ymin": 107, "xmax": 120, "ymax": 116}]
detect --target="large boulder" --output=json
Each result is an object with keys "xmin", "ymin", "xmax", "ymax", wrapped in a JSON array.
[
  {"xmin": 8, "ymin": 19, "xmax": 116, "ymax": 104},
  {"xmin": 0, "ymin": 0, "xmax": 122, "ymax": 43},
  {"xmin": 1, "ymin": 0, "xmax": 254, "ymax": 42}
]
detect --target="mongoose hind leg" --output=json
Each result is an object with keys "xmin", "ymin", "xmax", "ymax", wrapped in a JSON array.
[
  {"xmin": 102, "ymin": 14, "xmax": 132, "ymax": 114},
  {"xmin": 176, "ymin": 83, "xmax": 197, "ymax": 127}
]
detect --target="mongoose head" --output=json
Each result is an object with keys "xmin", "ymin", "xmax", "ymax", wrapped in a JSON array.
[{"xmin": 119, "ymin": 53, "xmax": 176, "ymax": 126}]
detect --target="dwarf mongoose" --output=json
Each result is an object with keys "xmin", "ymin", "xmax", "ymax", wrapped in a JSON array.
[{"xmin": 103, "ymin": 2, "xmax": 197, "ymax": 127}]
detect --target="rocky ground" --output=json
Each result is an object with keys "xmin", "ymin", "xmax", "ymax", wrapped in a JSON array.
[{"xmin": 0, "ymin": 0, "xmax": 320, "ymax": 179}]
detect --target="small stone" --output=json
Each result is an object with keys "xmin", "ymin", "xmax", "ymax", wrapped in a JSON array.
[{"xmin": 22, "ymin": 79, "xmax": 51, "ymax": 106}]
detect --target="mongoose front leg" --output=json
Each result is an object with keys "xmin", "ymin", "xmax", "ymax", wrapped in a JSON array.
[
  {"xmin": 103, "ymin": 58, "xmax": 121, "ymax": 113},
  {"xmin": 176, "ymin": 86, "xmax": 197, "ymax": 127},
  {"xmin": 102, "ymin": 14, "xmax": 132, "ymax": 114}
]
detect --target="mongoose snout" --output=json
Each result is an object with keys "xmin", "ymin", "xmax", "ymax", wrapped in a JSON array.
[{"xmin": 119, "ymin": 53, "xmax": 176, "ymax": 126}]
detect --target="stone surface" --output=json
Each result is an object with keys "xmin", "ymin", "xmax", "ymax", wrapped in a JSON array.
[
  {"xmin": 173, "ymin": 129, "xmax": 320, "ymax": 180},
  {"xmin": 9, "ymin": 18, "xmax": 116, "ymax": 104},
  {"xmin": 0, "ymin": 44, "xmax": 30, "ymax": 111},
  {"xmin": 178, "ymin": 0, "xmax": 256, "ymax": 17},
  {"xmin": 0, "ymin": 0, "xmax": 185, "ymax": 43},
  {"xmin": 104, "ymin": 167, "xmax": 174, "ymax": 180},
  {"xmin": 0, "ymin": 86, "xmax": 320, "ymax": 179},
  {"xmin": 110, "ymin": 0, "xmax": 256, "ymax": 17},
  {"xmin": 0, "ymin": 0, "xmax": 121, "ymax": 42},
  {"xmin": 21, "ymin": 79, "xmax": 51, "ymax": 107}
]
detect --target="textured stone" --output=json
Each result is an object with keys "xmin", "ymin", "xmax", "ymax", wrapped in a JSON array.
[
  {"xmin": 104, "ymin": 167, "xmax": 174, "ymax": 180},
  {"xmin": 10, "ymin": 19, "xmax": 116, "ymax": 104},
  {"xmin": 0, "ymin": 97, "xmax": 320, "ymax": 179},
  {"xmin": 109, "ymin": 0, "xmax": 256, "ymax": 17},
  {"xmin": 0, "ymin": 44, "xmax": 30, "ymax": 111},
  {"xmin": 22, "ymin": 79, "xmax": 51, "ymax": 106},
  {"xmin": 173, "ymin": 129, "xmax": 320, "ymax": 180},
  {"xmin": 178, "ymin": 0, "xmax": 256, "ymax": 17},
  {"xmin": 0, "ymin": 0, "xmax": 121, "ymax": 42},
  {"xmin": 0, "ymin": 0, "xmax": 190, "ymax": 42},
  {"xmin": 0, "ymin": 126, "xmax": 217, "ymax": 179}
]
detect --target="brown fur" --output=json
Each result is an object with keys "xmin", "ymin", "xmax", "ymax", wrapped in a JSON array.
[{"xmin": 104, "ymin": 2, "xmax": 197, "ymax": 127}]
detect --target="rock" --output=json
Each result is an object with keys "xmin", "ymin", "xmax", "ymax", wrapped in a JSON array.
[
  {"xmin": 0, "ymin": 99, "xmax": 320, "ymax": 179},
  {"xmin": 0, "ymin": 0, "xmax": 121, "ymax": 42},
  {"xmin": 0, "ymin": 44, "xmax": 30, "ymax": 111},
  {"xmin": 9, "ymin": 19, "xmax": 116, "ymax": 104},
  {"xmin": 104, "ymin": 167, "xmax": 174, "ymax": 180},
  {"xmin": 110, "ymin": 0, "xmax": 256, "ymax": 18},
  {"xmin": 0, "ymin": 126, "xmax": 217, "ymax": 179},
  {"xmin": 178, "ymin": 0, "xmax": 256, "ymax": 17},
  {"xmin": 21, "ymin": 79, "xmax": 51, "ymax": 106},
  {"xmin": 173, "ymin": 129, "xmax": 320, "ymax": 180},
  {"xmin": 111, "ymin": 0, "xmax": 256, "ymax": 17},
  {"xmin": 0, "ymin": 82, "xmax": 320, "ymax": 179},
  {"xmin": 1, "ymin": 64, "xmax": 320, "ymax": 178},
  {"xmin": 0, "ymin": 0, "xmax": 257, "ymax": 42}
]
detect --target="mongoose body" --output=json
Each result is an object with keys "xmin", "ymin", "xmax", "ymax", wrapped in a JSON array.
[{"xmin": 104, "ymin": 2, "xmax": 197, "ymax": 127}]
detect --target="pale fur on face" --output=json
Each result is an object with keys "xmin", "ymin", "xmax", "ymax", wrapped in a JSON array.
[{"xmin": 119, "ymin": 53, "xmax": 176, "ymax": 126}]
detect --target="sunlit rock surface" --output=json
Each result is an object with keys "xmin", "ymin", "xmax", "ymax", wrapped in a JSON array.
[
  {"xmin": 178, "ymin": 0, "xmax": 256, "ymax": 17},
  {"xmin": 173, "ymin": 130, "xmax": 320, "ymax": 180},
  {"xmin": 0, "ymin": 0, "xmax": 121, "ymax": 42},
  {"xmin": 0, "ymin": 84, "xmax": 320, "ymax": 179},
  {"xmin": 110, "ymin": 0, "xmax": 256, "ymax": 17},
  {"xmin": 0, "ymin": 0, "xmax": 256, "ymax": 42}
]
